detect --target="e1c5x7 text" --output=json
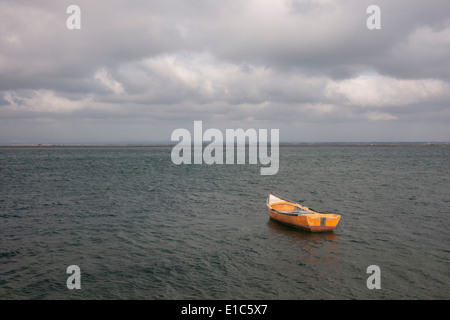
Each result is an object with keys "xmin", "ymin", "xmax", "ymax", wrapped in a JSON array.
[{"xmin": 225, "ymin": 304, "xmax": 267, "ymax": 315}]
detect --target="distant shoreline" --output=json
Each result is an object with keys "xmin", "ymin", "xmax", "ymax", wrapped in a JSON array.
[{"xmin": 0, "ymin": 142, "xmax": 447, "ymax": 149}]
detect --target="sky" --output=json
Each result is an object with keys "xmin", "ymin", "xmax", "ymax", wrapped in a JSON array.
[{"xmin": 0, "ymin": 0, "xmax": 449, "ymax": 144}]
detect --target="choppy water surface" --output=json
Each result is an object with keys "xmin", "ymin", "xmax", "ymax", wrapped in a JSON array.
[{"xmin": 0, "ymin": 145, "xmax": 449, "ymax": 299}]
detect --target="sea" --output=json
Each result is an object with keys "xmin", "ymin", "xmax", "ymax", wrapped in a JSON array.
[{"xmin": 0, "ymin": 145, "xmax": 449, "ymax": 300}]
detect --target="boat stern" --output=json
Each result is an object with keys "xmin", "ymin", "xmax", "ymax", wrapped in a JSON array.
[{"xmin": 306, "ymin": 214, "xmax": 341, "ymax": 232}]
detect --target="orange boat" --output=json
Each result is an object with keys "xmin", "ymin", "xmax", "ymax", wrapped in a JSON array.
[{"xmin": 267, "ymin": 192, "xmax": 341, "ymax": 232}]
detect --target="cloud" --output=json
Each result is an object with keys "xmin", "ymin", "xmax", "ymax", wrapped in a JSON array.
[
  {"xmin": 94, "ymin": 68, "xmax": 125, "ymax": 94},
  {"xmin": 376, "ymin": 24, "xmax": 450, "ymax": 80},
  {"xmin": 324, "ymin": 75, "xmax": 449, "ymax": 107},
  {"xmin": 2, "ymin": 90, "xmax": 92, "ymax": 114},
  {"xmin": 364, "ymin": 112, "xmax": 397, "ymax": 121},
  {"xmin": 0, "ymin": 0, "xmax": 449, "ymax": 143}
]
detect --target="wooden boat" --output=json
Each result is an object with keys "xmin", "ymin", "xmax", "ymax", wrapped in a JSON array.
[{"xmin": 267, "ymin": 192, "xmax": 341, "ymax": 232}]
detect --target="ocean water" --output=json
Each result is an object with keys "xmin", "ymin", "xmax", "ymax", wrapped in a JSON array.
[{"xmin": 0, "ymin": 145, "xmax": 449, "ymax": 300}]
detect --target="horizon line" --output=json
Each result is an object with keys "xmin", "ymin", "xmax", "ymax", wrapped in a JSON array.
[{"xmin": 0, "ymin": 141, "xmax": 448, "ymax": 148}]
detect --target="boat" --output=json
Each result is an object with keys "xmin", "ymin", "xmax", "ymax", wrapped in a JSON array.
[{"xmin": 267, "ymin": 192, "xmax": 341, "ymax": 232}]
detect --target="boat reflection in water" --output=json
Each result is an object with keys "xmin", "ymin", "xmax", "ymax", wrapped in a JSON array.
[
  {"xmin": 266, "ymin": 218, "xmax": 341, "ymax": 271},
  {"xmin": 267, "ymin": 218, "xmax": 339, "ymax": 243}
]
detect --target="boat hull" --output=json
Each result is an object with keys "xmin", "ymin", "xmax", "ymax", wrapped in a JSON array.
[{"xmin": 268, "ymin": 208, "xmax": 339, "ymax": 232}]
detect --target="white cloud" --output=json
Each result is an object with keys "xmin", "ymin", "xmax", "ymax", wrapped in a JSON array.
[
  {"xmin": 3, "ymin": 90, "xmax": 91, "ymax": 113},
  {"xmin": 364, "ymin": 112, "xmax": 397, "ymax": 121},
  {"xmin": 324, "ymin": 75, "xmax": 449, "ymax": 107},
  {"xmin": 94, "ymin": 68, "xmax": 125, "ymax": 94}
]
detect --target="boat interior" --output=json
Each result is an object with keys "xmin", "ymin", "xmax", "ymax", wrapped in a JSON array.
[{"xmin": 269, "ymin": 202, "xmax": 310, "ymax": 215}]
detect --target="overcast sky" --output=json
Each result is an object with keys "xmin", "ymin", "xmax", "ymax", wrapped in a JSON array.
[{"xmin": 1, "ymin": 0, "xmax": 449, "ymax": 144}]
